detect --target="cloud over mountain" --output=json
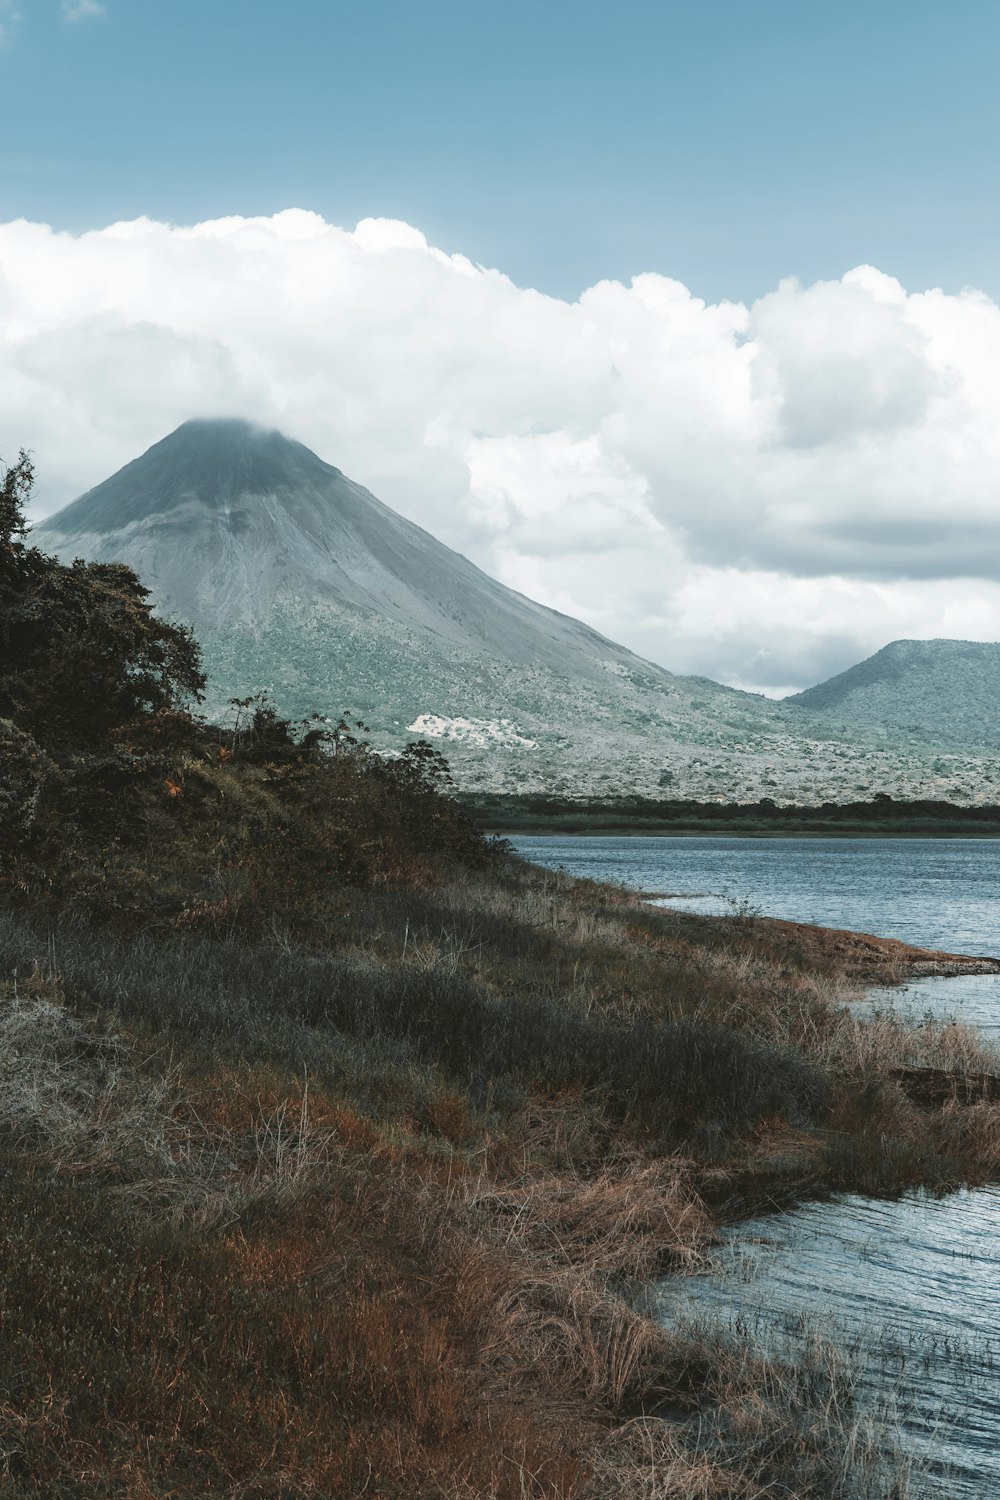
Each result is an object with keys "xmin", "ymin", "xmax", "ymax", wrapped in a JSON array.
[{"xmin": 4, "ymin": 209, "xmax": 1000, "ymax": 690}]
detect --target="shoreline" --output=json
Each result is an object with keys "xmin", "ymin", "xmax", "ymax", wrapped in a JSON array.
[
  {"xmin": 6, "ymin": 870, "xmax": 1000, "ymax": 1496},
  {"xmin": 461, "ymin": 793, "xmax": 1000, "ymax": 840},
  {"xmin": 636, "ymin": 903, "xmax": 1000, "ymax": 983},
  {"xmin": 726, "ymin": 911, "xmax": 1000, "ymax": 979},
  {"xmin": 494, "ymin": 823, "xmax": 1000, "ymax": 839}
]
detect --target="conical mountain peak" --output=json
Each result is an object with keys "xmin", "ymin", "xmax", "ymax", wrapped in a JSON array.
[
  {"xmin": 147, "ymin": 417, "xmax": 341, "ymax": 480},
  {"xmin": 33, "ymin": 421, "xmax": 987, "ymax": 801},
  {"xmin": 33, "ymin": 420, "xmax": 643, "ymax": 674},
  {"xmin": 38, "ymin": 418, "xmax": 342, "ymax": 538}
]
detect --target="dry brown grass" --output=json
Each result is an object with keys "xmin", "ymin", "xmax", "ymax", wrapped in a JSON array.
[
  {"xmin": 933, "ymin": 1097, "xmax": 1000, "ymax": 1174},
  {"xmin": 446, "ymin": 1154, "xmax": 709, "ymax": 1414},
  {"xmin": 0, "ymin": 978, "xmax": 911, "ymax": 1496},
  {"xmin": 587, "ymin": 1420, "xmax": 760, "ymax": 1500},
  {"xmin": 0, "ymin": 968, "xmax": 188, "ymax": 1184},
  {"xmin": 1, "ymin": 856, "xmax": 990, "ymax": 1496},
  {"xmin": 814, "ymin": 1006, "xmax": 1000, "ymax": 1081}
]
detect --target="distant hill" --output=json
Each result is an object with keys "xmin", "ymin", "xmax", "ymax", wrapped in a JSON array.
[
  {"xmin": 785, "ymin": 639, "xmax": 1000, "ymax": 749},
  {"xmin": 34, "ymin": 422, "xmax": 1000, "ymax": 803}
]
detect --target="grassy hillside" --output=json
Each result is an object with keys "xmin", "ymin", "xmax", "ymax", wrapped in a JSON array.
[
  {"xmin": 5, "ymin": 452, "xmax": 1000, "ymax": 1495},
  {"xmin": 6, "ymin": 861, "xmax": 1000, "ymax": 1497},
  {"xmin": 786, "ymin": 638, "xmax": 1000, "ymax": 748}
]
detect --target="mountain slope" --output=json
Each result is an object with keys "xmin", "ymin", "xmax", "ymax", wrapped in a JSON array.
[
  {"xmin": 33, "ymin": 420, "xmax": 785, "ymax": 769},
  {"xmin": 785, "ymin": 639, "xmax": 1000, "ymax": 749},
  {"xmin": 36, "ymin": 418, "xmax": 640, "ymax": 675},
  {"xmin": 34, "ymin": 421, "xmax": 1000, "ymax": 803}
]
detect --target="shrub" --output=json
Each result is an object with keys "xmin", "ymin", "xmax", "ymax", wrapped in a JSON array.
[{"xmin": 1, "ymin": 451, "xmax": 205, "ymax": 755}]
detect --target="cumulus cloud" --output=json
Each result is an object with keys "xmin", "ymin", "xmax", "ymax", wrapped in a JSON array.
[{"xmin": 3, "ymin": 208, "xmax": 1000, "ymax": 690}]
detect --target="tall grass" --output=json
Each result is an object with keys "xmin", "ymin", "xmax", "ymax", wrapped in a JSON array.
[
  {"xmin": 0, "ymin": 970, "xmax": 917, "ymax": 1497},
  {"xmin": 0, "ymin": 904, "xmax": 829, "ymax": 1145},
  {"xmin": 2, "ymin": 854, "xmax": 998, "ymax": 1494}
]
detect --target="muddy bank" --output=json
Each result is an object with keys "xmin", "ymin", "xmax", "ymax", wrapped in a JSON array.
[
  {"xmin": 756, "ymin": 915, "xmax": 1000, "ymax": 981},
  {"xmin": 649, "ymin": 902, "xmax": 1000, "ymax": 983}
]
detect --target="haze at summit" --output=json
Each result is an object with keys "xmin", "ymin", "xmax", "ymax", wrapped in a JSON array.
[{"xmin": 4, "ymin": 0, "xmax": 1000, "ymax": 695}]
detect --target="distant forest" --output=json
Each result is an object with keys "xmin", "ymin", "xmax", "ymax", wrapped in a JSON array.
[{"xmin": 462, "ymin": 792, "xmax": 1000, "ymax": 836}]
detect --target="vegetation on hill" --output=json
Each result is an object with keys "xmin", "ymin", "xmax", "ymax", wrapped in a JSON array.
[
  {"xmin": 786, "ymin": 636, "xmax": 1000, "ymax": 748},
  {"xmin": 461, "ymin": 791, "xmax": 1000, "ymax": 836},
  {"xmin": 2, "ymin": 446, "xmax": 488, "ymax": 919},
  {"xmin": 4, "ymin": 451, "xmax": 1000, "ymax": 1496},
  {"xmin": 37, "ymin": 420, "xmax": 1000, "ymax": 811}
]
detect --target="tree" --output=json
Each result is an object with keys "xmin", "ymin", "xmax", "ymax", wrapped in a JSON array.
[
  {"xmin": 0, "ymin": 448, "xmax": 33, "ymax": 554},
  {"xmin": 0, "ymin": 450, "xmax": 205, "ymax": 753}
]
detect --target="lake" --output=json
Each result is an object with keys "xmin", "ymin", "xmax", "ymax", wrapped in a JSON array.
[
  {"xmin": 511, "ymin": 835, "xmax": 1000, "ymax": 1498},
  {"xmin": 513, "ymin": 834, "xmax": 1000, "ymax": 1033},
  {"xmin": 510, "ymin": 833, "xmax": 1000, "ymax": 954}
]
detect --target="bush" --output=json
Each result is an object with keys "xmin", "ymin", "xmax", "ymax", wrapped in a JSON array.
[
  {"xmin": 0, "ymin": 455, "xmax": 495, "ymax": 914},
  {"xmin": 1, "ymin": 451, "xmax": 205, "ymax": 754}
]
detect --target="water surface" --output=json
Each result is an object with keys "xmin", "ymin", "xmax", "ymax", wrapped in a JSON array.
[
  {"xmin": 512, "ymin": 834, "xmax": 1000, "ymax": 955},
  {"xmin": 513, "ymin": 834, "xmax": 1000, "ymax": 1033},
  {"xmin": 657, "ymin": 1190, "xmax": 1000, "ymax": 1499},
  {"xmin": 512, "ymin": 834, "xmax": 1000, "ymax": 1497}
]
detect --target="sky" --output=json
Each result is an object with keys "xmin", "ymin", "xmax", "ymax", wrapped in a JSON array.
[{"xmin": 3, "ymin": 0, "xmax": 1000, "ymax": 693}]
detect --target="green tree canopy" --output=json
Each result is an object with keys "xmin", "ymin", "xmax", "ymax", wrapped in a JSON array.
[{"xmin": 0, "ymin": 450, "xmax": 205, "ymax": 753}]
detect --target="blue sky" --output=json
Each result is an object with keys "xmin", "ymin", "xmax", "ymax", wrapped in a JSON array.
[
  {"xmin": 6, "ymin": 0, "xmax": 1000, "ymax": 691},
  {"xmin": 2, "ymin": 0, "xmax": 999, "ymax": 303}
]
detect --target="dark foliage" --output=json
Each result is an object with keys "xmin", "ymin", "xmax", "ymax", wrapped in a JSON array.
[
  {"xmin": 0, "ymin": 456, "xmax": 497, "ymax": 914},
  {"xmin": 1, "ymin": 450, "xmax": 205, "ymax": 754},
  {"xmin": 461, "ymin": 790, "xmax": 1000, "ymax": 835}
]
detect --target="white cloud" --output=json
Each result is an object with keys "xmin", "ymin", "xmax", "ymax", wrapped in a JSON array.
[
  {"xmin": 61, "ymin": 0, "xmax": 105, "ymax": 21},
  {"xmin": 4, "ymin": 208, "xmax": 1000, "ymax": 690}
]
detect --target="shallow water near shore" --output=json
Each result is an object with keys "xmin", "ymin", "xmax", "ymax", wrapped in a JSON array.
[
  {"xmin": 865, "ymin": 972, "xmax": 1000, "ymax": 1038},
  {"xmin": 655, "ymin": 1188, "xmax": 1000, "ymax": 1499},
  {"xmin": 512, "ymin": 834, "xmax": 1000, "ymax": 1497}
]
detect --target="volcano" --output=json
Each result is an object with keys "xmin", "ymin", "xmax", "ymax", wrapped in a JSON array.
[
  {"xmin": 34, "ymin": 418, "xmax": 643, "ymax": 677},
  {"xmin": 37, "ymin": 419, "xmax": 756, "ymax": 780},
  {"xmin": 37, "ymin": 419, "xmax": 989, "ymax": 803}
]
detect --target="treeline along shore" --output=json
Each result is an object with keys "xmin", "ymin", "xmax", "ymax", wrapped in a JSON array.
[
  {"xmin": 461, "ymin": 791, "xmax": 1000, "ymax": 837},
  {"xmin": 5, "ymin": 450, "xmax": 1000, "ymax": 1497}
]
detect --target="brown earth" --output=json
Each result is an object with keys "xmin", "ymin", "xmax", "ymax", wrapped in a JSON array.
[
  {"xmin": 652, "ymin": 904, "xmax": 1000, "ymax": 983},
  {"xmin": 758, "ymin": 915, "xmax": 1000, "ymax": 981}
]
